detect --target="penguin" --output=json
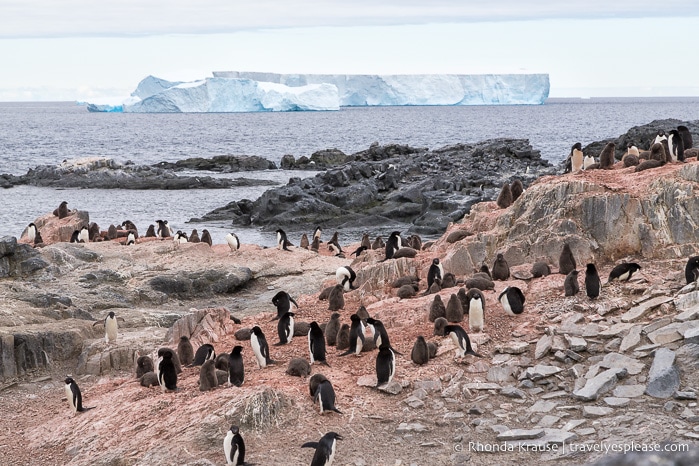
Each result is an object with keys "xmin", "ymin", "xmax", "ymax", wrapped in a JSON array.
[
  {"xmin": 76, "ymin": 226, "xmax": 89, "ymax": 243},
  {"xmin": 564, "ymin": 270, "xmax": 580, "ymax": 296},
  {"xmin": 325, "ymin": 312, "xmax": 341, "ymax": 347},
  {"xmin": 668, "ymin": 129, "xmax": 685, "ymax": 162},
  {"xmin": 157, "ymin": 347, "xmax": 183, "ymax": 374},
  {"xmin": 200, "ymin": 229, "xmax": 212, "ymax": 246},
  {"xmin": 444, "ymin": 325, "xmax": 482, "ymax": 358},
  {"xmin": 685, "ymin": 256, "xmax": 699, "ymax": 284},
  {"xmin": 309, "ymin": 373, "xmax": 328, "ymax": 397},
  {"xmin": 308, "ymin": 321, "xmax": 328, "ymax": 365},
  {"xmin": 327, "ymin": 284, "xmax": 345, "ymax": 311},
  {"xmin": 583, "ymin": 154, "xmax": 596, "ymax": 170},
  {"xmin": 360, "ymin": 233, "xmax": 372, "ymax": 250},
  {"xmin": 25, "ymin": 223, "xmax": 37, "ymax": 243},
  {"xmin": 70, "ymin": 230, "xmax": 81, "ymax": 243},
  {"xmin": 271, "ymin": 291, "xmax": 298, "ymax": 320},
  {"xmin": 464, "ymin": 276, "xmax": 495, "ymax": 291},
  {"xmin": 375, "ymin": 343, "xmax": 396, "ymax": 387},
  {"xmin": 356, "ymin": 305, "xmax": 370, "ymax": 322},
  {"xmin": 158, "ymin": 351, "xmax": 178, "ymax": 392},
  {"xmin": 139, "ymin": 372, "xmax": 159, "ymax": 387},
  {"xmin": 136, "ymin": 355, "xmax": 154, "ymax": 378},
  {"xmin": 627, "ymin": 144, "xmax": 640, "ymax": 157},
  {"xmin": 335, "ymin": 324, "xmax": 350, "ymax": 351},
  {"xmin": 226, "ymin": 232, "xmax": 240, "ymax": 252},
  {"xmin": 275, "ymin": 311, "xmax": 295, "ymax": 345},
  {"xmin": 327, "ymin": 232, "xmax": 343, "ymax": 256},
  {"xmin": 126, "ymin": 231, "xmax": 136, "ymax": 246},
  {"xmin": 678, "ymin": 125, "xmax": 694, "ymax": 150},
  {"xmin": 531, "ymin": 261, "xmax": 551, "ymax": 278},
  {"xmin": 384, "ymin": 231, "xmax": 402, "ymax": 260},
  {"xmin": 177, "ymin": 336, "xmax": 195, "ymax": 366},
  {"xmin": 585, "ymin": 263, "xmax": 601, "ymax": 299},
  {"xmin": 313, "ymin": 379, "xmax": 342, "ymax": 414},
  {"xmin": 192, "ymin": 343, "xmax": 216, "ymax": 367},
  {"xmin": 310, "ymin": 236, "xmax": 320, "ymax": 253},
  {"xmin": 428, "ymin": 294, "xmax": 446, "ymax": 322},
  {"xmin": 313, "ymin": 226, "xmax": 323, "ymax": 242},
  {"xmin": 301, "ymin": 432, "xmax": 343, "ymax": 466},
  {"xmin": 145, "ymin": 225, "xmax": 156, "ymax": 238},
  {"xmin": 599, "ymin": 142, "xmax": 616, "ymax": 169},
  {"xmin": 427, "ymin": 258, "xmax": 444, "ymax": 289},
  {"xmin": 300, "ymin": 233, "xmax": 310, "ymax": 249},
  {"xmin": 569, "ymin": 142, "xmax": 584, "ymax": 173},
  {"xmin": 173, "ymin": 231, "xmax": 188, "ymax": 243},
  {"xmin": 156, "ymin": 220, "xmax": 171, "ymax": 238},
  {"xmin": 607, "ymin": 263, "xmax": 642, "ymax": 283},
  {"xmin": 371, "ymin": 236, "xmax": 384, "ymax": 250},
  {"xmin": 442, "ymin": 272, "xmax": 456, "ymax": 288},
  {"xmin": 250, "ymin": 326, "xmax": 273, "ymax": 368},
  {"xmin": 492, "ymin": 253, "xmax": 510, "ymax": 280},
  {"xmin": 411, "ymin": 336, "xmax": 429, "ymax": 365},
  {"xmin": 366, "ymin": 317, "xmax": 396, "ymax": 352},
  {"xmin": 653, "ymin": 131, "xmax": 671, "ymax": 160},
  {"xmin": 215, "ymin": 353, "xmax": 230, "ymax": 372},
  {"xmin": 93, "ymin": 311, "xmax": 124, "ymax": 344},
  {"xmin": 499, "ymin": 286, "xmax": 526, "ymax": 316},
  {"xmin": 466, "ymin": 288, "xmax": 485, "ymax": 333},
  {"xmin": 223, "ymin": 425, "xmax": 246, "ymax": 465},
  {"xmin": 445, "ymin": 294, "xmax": 464, "ymax": 323},
  {"xmin": 349, "ymin": 245, "xmax": 367, "ymax": 257},
  {"xmin": 433, "ymin": 317, "xmax": 449, "ymax": 336},
  {"xmin": 189, "ymin": 229, "xmax": 200, "ymax": 243},
  {"xmin": 64, "ymin": 377, "xmax": 95, "ymax": 413},
  {"xmin": 335, "ymin": 266, "xmax": 357, "ymax": 291},
  {"xmin": 479, "ymin": 263, "xmax": 491, "ymax": 277},
  {"xmin": 338, "ymin": 314, "xmax": 364, "ymax": 356},
  {"xmin": 54, "ymin": 201, "xmax": 69, "ymax": 219},
  {"xmin": 121, "ymin": 220, "xmax": 138, "ymax": 235},
  {"xmin": 199, "ymin": 359, "xmax": 218, "ymax": 391},
  {"xmin": 227, "ymin": 345, "xmax": 245, "ymax": 387},
  {"xmin": 427, "ymin": 342, "xmax": 438, "ymax": 359},
  {"xmin": 496, "ymin": 183, "xmax": 513, "ymax": 209},
  {"xmin": 276, "ymin": 228, "xmax": 291, "ymax": 251},
  {"xmin": 33, "ymin": 229, "xmax": 44, "ymax": 247},
  {"xmin": 559, "ymin": 244, "xmax": 577, "ymax": 275}
]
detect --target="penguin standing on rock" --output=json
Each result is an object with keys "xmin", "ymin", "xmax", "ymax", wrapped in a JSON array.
[
  {"xmin": 26, "ymin": 223, "xmax": 37, "ymax": 243},
  {"xmin": 466, "ymin": 288, "xmax": 485, "ymax": 333},
  {"xmin": 375, "ymin": 343, "xmax": 396, "ymax": 387},
  {"xmin": 156, "ymin": 220, "xmax": 171, "ymax": 238},
  {"xmin": 308, "ymin": 321, "xmax": 329, "ymax": 366},
  {"xmin": 685, "ymin": 256, "xmax": 699, "ymax": 284},
  {"xmin": 271, "ymin": 291, "xmax": 298, "ymax": 320},
  {"xmin": 223, "ymin": 425, "xmax": 245, "ymax": 465},
  {"xmin": 200, "ymin": 229, "xmax": 212, "ymax": 246},
  {"xmin": 338, "ymin": 314, "xmax": 364, "ymax": 356},
  {"xmin": 427, "ymin": 258, "xmax": 444, "ymax": 289},
  {"xmin": 276, "ymin": 229, "xmax": 292, "ymax": 251},
  {"xmin": 499, "ymin": 286, "xmax": 525, "ymax": 316},
  {"xmin": 93, "ymin": 311, "xmax": 125, "ymax": 344},
  {"xmin": 126, "ymin": 231, "xmax": 136, "ymax": 246},
  {"xmin": 492, "ymin": 253, "xmax": 510, "ymax": 280},
  {"xmin": 177, "ymin": 336, "xmax": 194, "ymax": 366},
  {"xmin": 226, "ymin": 233, "xmax": 240, "ymax": 252},
  {"xmin": 585, "ymin": 263, "xmax": 601, "ymax": 299},
  {"xmin": 275, "ymin": 311, "xmax": 295, "ymax": 345},
  {"xmin": 192, "ymin": 343, "xmax": 216, "ymax": 366},
  {"xmin": 384, "ymin": 231, "xmax": 402, "ymax": 260},
  {"xmin": 227, "ymin": 346, "xmax": 245, "ymax": 387},
  {"xmin": 302, "ymin": 432, "xmax": 343, "ymax": 466},
  {"xmin": 250, "ymin": 326, "xmax": 274, "ymax": 368},
  {"xmin": 444, "ymin": 325, "xmax": 482, "ymax": 359},
  {"xmin": 64, "ymin": 377, "xmax": 95, "ymax": 414}
]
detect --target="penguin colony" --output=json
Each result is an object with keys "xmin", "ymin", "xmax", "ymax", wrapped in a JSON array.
[{"xmin": 38, "ymin": 127, "xmax": 698, "ymax": 465}]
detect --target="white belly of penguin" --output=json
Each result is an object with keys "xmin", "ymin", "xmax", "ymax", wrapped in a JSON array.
[
  {"xmin": 500, "ymin": 295, "xmax": 515, "ymax": 317},
  {"xmin": 469, "ymin": 300, "xmax": 484, "ymax": 332},
  {"xmin": 105, "ymin": 319, "xmax": 118, "ymax": 343}
]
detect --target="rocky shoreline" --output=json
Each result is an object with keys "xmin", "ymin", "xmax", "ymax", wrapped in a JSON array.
[{"xmin": 2, "ymin": 120, "xmax": 699, "ymax": 465}]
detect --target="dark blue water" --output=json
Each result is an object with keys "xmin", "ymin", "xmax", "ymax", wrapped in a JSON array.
[{"xmin": 1, "ymin": 98, "xmax": 698, "ymax": 245}]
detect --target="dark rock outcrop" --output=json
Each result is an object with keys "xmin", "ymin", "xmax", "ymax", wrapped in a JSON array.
[
  {"xmin": 153, "ymin": 155, "xmax": 277, "ymax": 172},
  {"xmin": 199, "ymin": 140, "xmax": 555, "ymax": 235},
  {"xmin": 149, "ymin": 267, "xmax": 253, "ymax": 298},
  {"xmin": 0, "ymin": 236, "xmax": 48, "ymax": 278}
]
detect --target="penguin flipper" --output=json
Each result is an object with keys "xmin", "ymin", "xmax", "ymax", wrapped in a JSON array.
[{"xmin": 301, "ymin": 442, "xmax": 320, "ymax": 449}]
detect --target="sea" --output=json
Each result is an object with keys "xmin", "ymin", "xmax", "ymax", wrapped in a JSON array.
[{"xmin": 1, "ymin": 97, "xmax": 698, "ymax": 247}]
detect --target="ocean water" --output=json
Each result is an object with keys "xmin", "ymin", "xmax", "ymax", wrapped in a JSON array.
[{"xmin": 1, "ymin": 98, "xmax": 698, "ymax": 246}]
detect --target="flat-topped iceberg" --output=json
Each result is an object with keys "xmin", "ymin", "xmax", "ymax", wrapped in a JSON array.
[{"xmin": 89, "ymin": 72, "xmax": 550, "ymax": 113}]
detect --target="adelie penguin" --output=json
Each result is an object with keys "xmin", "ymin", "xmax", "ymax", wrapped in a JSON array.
[
  {"xmin": 200, "ymin": 229, "xmax": 212, "ymax": 246},
  {"xmin": 466, "ymin": 288, "xmax": 485, "ymax": 333},
  {"xmin": 126, "ymin": 231, "xmax": 136, "ymax": 246},
  {"xmin": 177, "ymin": 336, "xmax": 195, "ymax": 366},
  {"xmin": 585, "ymin": 263, "xmax": 601, "ymax": 299},
  {"xmin": 158, "ymin": 350, "xmax": 178, "ymax": 392},
  {"xmin": 192, "ymin": 343, "xmax": 216, "ymax": 367},
  {"xmin": 136, "ymin": 355, "xmax": 154, "ymax": 378},
  {"xmin": 302, "ymin": 432, "xmax": 343, "ymax": 466},
  {"xmin": 276, "ymin": 228, "xmax": 292, "ymax": 251},
  {"xmin": 366, "ymin": 317, "xmax": 400, "ymax": 354},
  {"xmin": 313, "ymin": 379, "xmax": 342, "ymax": 414},
  {"xmin": 375, "ymin": 343, "xmax": 396, "ymax": 387},
  {"xmin": 336, "ymin": 266, "xmax": 357, "ymax": 291},
  {"xmin": 327, "ymin": 284, "xmax": 345, "ymax": 311},
  {"xmin": 78, "ymin": 226, "xmax": 89, "ymax": 243},
  {"xmin": 685, "ymin": 256, "xmax": 699, "ymax": 284},
  {"xmin": 173, "ymin": 230, "xmax": 188, "ymax": 243},
  {"xmin": 64, "ymin": 377, "xmax": 95, "ymax": 414},
  {"xmin": 564, "ymin": 270, "xmax": 580, "ymax": 296},
  {"xmin": 226, "ymin": 232, "xmax": 240, "ymax": 252},
  {"xmin": 338, "ymin": 314, "xmax": 365, "ymax": 357},
  {"xmin": 308, "ymin": 321, "xmax": 329, "ymax": 366},
  {"xmin": 607, "ymin": 262, "xmax": 642, "ymax": 283},
  {"xmin": 275, "ymin": 311, "xmax": 295, "ymax": 346},
  {"xmin": 384, "ymin": 231, "xmax": 402, "ymax": 260},
  {"xmin": 156, "ymin": 219, "xmax": 171, "ymax": 238},
  {"xmin": 199, "ymin": 359, "xmax": 218, "ymax": 391},
  {"xmin": 271, "ymin": 291, "xmax": 298, "ymax": 320},
  {"xmin": 492, "ymin": 253, "xmax": 510, "ymax": 280},
  {"xmin": 427, "ymin": 258, "xmax": 444, "ymax": 289},
  {"xmin": 250, "ymin": 326, "xmax": 274, "ymax": 368},
  {"xmin": 559, "ymin": 244, "xmax": 577, "ymax": 275},
  {"xmin": 411, "ymin": 336, "xmax": 429, "ymax": 365},
  {"xmin": 224, "ymin": 425, "xmax": 246, "ymax": 465},
  {"xmin": 93, "ymin": 311, "xmax": 125, "ymax": 344},
  {"xmin": 499, "ymin": 286, "xmax": 525, "ymax": 316},
  {"xmin": 25, "ymin": 223, "xmax": 37, "ymax": 244},
  {"xmin": 227, "ymin": 346, "xmax": 245, "ymax": 387},
  {"xmin": 444, "ymin": 325, "xmax": 482, "ymax": 359}
]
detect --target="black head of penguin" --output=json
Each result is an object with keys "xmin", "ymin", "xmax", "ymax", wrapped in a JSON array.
[{"xmin": 192, "ymin": 343, "xmax": 216, "ymax": 366}]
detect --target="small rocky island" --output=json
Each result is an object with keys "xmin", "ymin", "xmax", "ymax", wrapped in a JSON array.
[{"xmin": 1, "ymin": 119, "xmax": 699, "ymax": 465}]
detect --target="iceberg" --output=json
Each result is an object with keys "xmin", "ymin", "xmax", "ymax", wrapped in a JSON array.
[
  {"xmin": 213, "ymin": 72, "xmax": 550, "ymax": 106},
  {"xmin": 87, "ymin": 72, "xmax": 550, "ymax": 113},
  {"xmin": 123, "ymin": 77, "xmax": 340, "ymax": 113}
]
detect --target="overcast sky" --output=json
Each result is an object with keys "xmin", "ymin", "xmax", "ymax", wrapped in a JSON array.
[{"xmin": 1, "ymin": 1, "xmax": 697, "ymax": 102}]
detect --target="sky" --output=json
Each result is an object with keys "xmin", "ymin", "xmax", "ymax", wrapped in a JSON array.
[{"xmin": 1, "ymin": 1, "xmax": 697, "ymax": 102}]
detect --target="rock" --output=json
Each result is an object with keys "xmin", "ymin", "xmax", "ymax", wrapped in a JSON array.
[
  {"xmin": 496, "ymin": 341, "xmax": 529, "ymax": 354},
  {"xmin": 645, "ymin": 348, "xmax": 680, "ymax": 398},
  {"xmin": 487, "ymin": 366, "xmax": 516, "ymax": 383},
  {"xmin": 621, "ymin": 296, "xmax": 673, "ymax": 323},
  {"xmin": 646, "ymin": 322, "xmax": 687, "ymax": 345},
  {"xmin": 612, "ymin": 384, "xmax": 646, "ymax": 398},
  {"xmin": 674, "ymin": 306, "xmax": 699, "ymax": 322},
  {"xmin": 496, "ymin": 428, "xmax": 545, "ymax": 441},
  {"xmin": 675, "ymin": 291, "xmax": 699, "ymax": 312},
  {"xmin": 520, "ymin": 365, "xmax": 562, "ymax": 381},
  {"xmin": 619, "ymin": 325, "xmax": 642, "ymax": 352},
  {"xmin": 500, "ymin": 387, "xmax": 527, "ymax": 399},
  {"xmin": 234, "ymin": 328, "xmax": 252, "ymax": 341},
  {"xmin": 599, "ymin": 353, "xmax": 644, "ymax": 375},
  {"xmin": 528, "ymin": 400, "xmax": 557, "ymax": 413},
  {"xmin": 534, "ymin": 334, "xmax": 553, "ymax": 359},
  {"xmin": 165, "ymin": 308, "xmax": 236, "ymax": 346},
  {"xmin": 674, "ymin": 391, "xmax": 698, "ymax": 400},
  {"xmin": 150, "ymin": 268, "xmax": 252, "ymax": 299},
  {"xmin": 573, "ymin": 368, "xmax": 628, "ymax": 402},
  {"xmin": 583, "ymin": 406, "xmax": 614, "ymax": 418},
  {"xmin": 564, "ymin": 335, "xmax": 588, "ymax": 352},
  {"xmin": 603, "ymin": 397, "xmax": 630, "ymax": 407},
  {"xmin": 378, "ymin": 380, "xmax": 403, "ymax": 395},
  {"xmin": 396, "ymin": 422, "xmax": 428, "ymax": 433}
]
